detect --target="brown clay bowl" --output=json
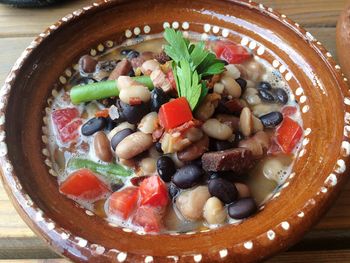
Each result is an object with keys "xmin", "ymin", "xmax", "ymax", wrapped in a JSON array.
[{"xmin": 0, "ymin": 0, "xmax": 349, "ymax": 262}]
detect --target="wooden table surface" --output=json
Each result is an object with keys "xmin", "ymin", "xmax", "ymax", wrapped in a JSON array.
[{"xmin": 0, "ymin": 0, "xmax": 350, "ymax": 262}]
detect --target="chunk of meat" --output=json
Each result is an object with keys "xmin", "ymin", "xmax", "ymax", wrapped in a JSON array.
[
  {"xmin": 201, "ymin": 148, "xmax": 254, "ymax": 172},
  {"xmin": 154, "ymin": 51, "xmax": 170, "ymax": 64},
  {"xmin": 108, "ymin": 59, "xmax": 132, "ymax": 80},
  {"xmin": 130, "ymin": 57, "xmax": 145, "ymax": 69}
]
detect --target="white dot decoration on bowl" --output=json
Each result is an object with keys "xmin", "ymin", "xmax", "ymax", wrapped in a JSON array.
[
  {"xmin": 193, "ymin": 254, "xmax": 202, "ymax": 262},
  {"xmin": 243, "ymin": 241, "xmax": 253, "ymax": 250},
  {"xmin": 117, "ymin": 252, "xmax": 127, "ymax": 262},
  {"xmin": 267, "ymin": 230, "xmax": 275, "ymax": 240}
]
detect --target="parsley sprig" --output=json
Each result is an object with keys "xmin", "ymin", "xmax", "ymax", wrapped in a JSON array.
[{"xmin": 164, "ymin": 28, "xmax": 225, "ymax": 110}]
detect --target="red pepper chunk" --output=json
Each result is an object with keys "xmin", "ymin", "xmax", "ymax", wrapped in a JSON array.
[
  {"xmin": 109, "ymin": 187, "xmax": 139, "ymax": 219},
  {"xmin": 276, "ymin": 117, "xmax": 303, "ymax": 154},
  {"xmin": 59, "ymin": 169, "xmax": 109, "ymax": 200},
  {"xmin": 132, "ymin": 205, "xmax": 163, "ymax": 233},
  {"xmin": 158, "ymin": 97, "xmax": 193, "ymax": 130},
  {"xmin": 139, "ymin": 176, "xmax": 169, "ymax": 207},
  {"xmin": 52, "ymin": 108, "xmax": 82, "ymax": 143},
  {"xmin": 214, "ymin": 41, "xmax": 251, "ymax": 64}
]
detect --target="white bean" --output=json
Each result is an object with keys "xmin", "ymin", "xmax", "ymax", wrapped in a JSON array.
[
  {"xmin": 107, "ymin": 122, "xmax": 135, "ymax": 140},
  {"xmin": 119, "ymin": 85, "xmax": 151, "ymax": 105},
  {"xmin": 246, "ymin": 94, "xmax": 261, "ymax": 105},
  {"xmin": 239, "ymin": 107, "xmax": 253, "ymax": 137},
  {"xmin": 252, "ymin": 116, "xmax": 264, "ymax": 133},
  {"xmin": 141, "ymin": 59, "xmax": 160, "ymax": 75},
  {"xmin": 140, "ymin": 157, "xmax": 157, "ymax": 174},
  {"xmin": 252, "ymin": 104, "xmax": 281, "ymax": 117},
  {"xmin": 117, "ymin": 76, "xmax": 136, "ymax": 90},
  {"xmin": 203, "ymin": 197, "xmax": 227, "ymax": 225},
  {"xmin": 115, "ymin": 132, "xmax": 153, "ymax": 159},
  {"xmin": 220, "ymin": 73, "xmax": 242, "ymax": 98},
  {"xmin": 225, "ymin": 64, "xmax": 241, "ymax": 79},
  {"xmin": 176, "ymin": 186, "xmax": 210, "ymax": 221},
  {"xmin": 202, "ymin": 118, "xmax": 233, "ymax": 140},
  {"xmin": 244, "ymin": 60, "xmax": 265, "ymax": 81},
  {"xmin": 213, "ymin": 82, "xmax": 225, "ymax": 94},
  {"xmin": 138, "ymin": 112, "xmax": 158, "ymax": 134},
  {"xmin": 161, "ymin": 132, "xmax": 191, "ymax": 153}
]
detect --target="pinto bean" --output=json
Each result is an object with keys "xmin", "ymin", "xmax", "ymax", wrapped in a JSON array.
[
  {"xmin": 203, "ymin": 197, "xmax": 227, "ymax": 225},
  {"xmin": 177, "ymin": 135, "xmax": 209, "ymax": 162},
  {"xmin": 202, "ymin": 118, "xmax": 233, "ymax": 140},
  {"xmin": 115, "ymin": 132, "xmax": 153, "ymax": 159},
  {"xmin": 119, "ymin": 85, "xmax": 151, "ymax": 105},
  {"xmin": 184, "ymin": 127, "xmax": 203, "ymax": 142},
  {"xmin": 175, "ymin": 186, "xmax": 210, "ymax": 221},
  {"xmin": 138, "ymin": 112, "xmax": 158, "ymax": 134},
  {"xmin": 94, "ymin": 131, "xmax": 113, "ymax": 162},
  {"xmin": 220, "ymin": 73, "xmax": 242, "ymax": 98},
  {"xmin": 235, "ymin": 183, "xmax": 251, "ymax": 198},
  {"xmin": 239, "ymin": 107, "xmax": 253, "ymax": 137},
  {"xmin": 108, "ymin": 59, "xmax": 132, "ymax": 80},
  {"xmin": 216, "ymin": 114, "xmax": 240, "ymax": 131},
  {"xmin": 238, "ymin": 137, "xmax": 263, "ymax": 157},
  {"xmin": 194, "ymin": 93, "xmax": 221, "ymax": 121}
]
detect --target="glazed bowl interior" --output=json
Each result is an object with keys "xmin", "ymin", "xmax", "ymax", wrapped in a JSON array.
[{"xmin": 1, "ymin": 0, "xmax": 349, "ymax": 262}]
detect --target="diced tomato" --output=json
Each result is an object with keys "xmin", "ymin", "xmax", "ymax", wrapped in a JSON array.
[
  {"xmin": 132, "ymin": 205, "xmax": 163, "ymax": 233},
  {"xmin": 59, "ymin": 169, "xmax": 109, "ymax": 200},
  {"xmin": 108, "ymin": 187, "xmax": 139, "ymax": 219},
  {"xmin": 95, "ymin": 109, "xmax": 109, "ymax": 118},
  {"xmin": 58, "ymin": 119, "xmax": 83, "ymax": 143},
  {"xmin": 281, "ymin": 106, "xmax": 297, "ymax": 117},
  {"xmin": 276, "ymin": 117, "xmax": 303, "ymax": 154},
  {"xmin": 139, "ymin": 176, "xmax": 169, "ymax": 207},
  {"xmin": 158, "ymin": 97, "xmax": 193, "ymax": 130},
  {"xmin": 166, "ymin": 70, "xmax": 177, "ymax": 91},
  {"xmin": 52, "ymin": 108, "xmax": 81, "ymax": 143},
  {"xmin": 214, "ymin": 41, "xmax": 251, "ymax": 64}
]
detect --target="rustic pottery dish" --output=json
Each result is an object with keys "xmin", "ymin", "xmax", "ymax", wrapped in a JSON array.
[{"xmin": 1, "ymin": 0, "xmax": 349, "ymax": 262}]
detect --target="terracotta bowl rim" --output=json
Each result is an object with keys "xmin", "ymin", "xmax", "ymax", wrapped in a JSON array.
[{"xmin": 1, "ymin": 0, "xmax": 350, "ymax": 262}]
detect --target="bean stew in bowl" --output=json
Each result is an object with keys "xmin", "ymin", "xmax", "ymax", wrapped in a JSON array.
[
  {"xmin": 1, "ymin": 0, "xmax": 350, "ymax": 262},
  {"xmin": 47, "ymin": 29, "xmax": 302, "ymax": 234}
]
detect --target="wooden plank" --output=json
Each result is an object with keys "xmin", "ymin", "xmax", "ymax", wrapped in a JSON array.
[{"xmin": 0, "ymin": 0, "xmax": 347, "ymax": 38}]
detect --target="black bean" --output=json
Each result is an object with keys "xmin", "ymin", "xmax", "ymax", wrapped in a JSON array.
[
  {"xmin": 128, "ymin": 69, "xmax": 135, "ymax": 77},
  {"xmin": 157, "ymin": 156, "xmax": 176, "ymax": 182},
  {"xmin": 273, "ymin": 88, "xmax": 288, "ymax": 104},
  {"xmin": 258, "ymin": 81, "xmax": 272, "ymax": 90},
  {"xmin": 235, "ymin": 78, "xmax": 247, "ymax": 90},
  {"xmin": 209, "ymin": 139, "xmax": 234, "ymax": 151},
  {"xmin": 150, "ymin": 88, "xmax": 170, "ymax": 112},
  {"xmin": 215, "ymin": 98, "xmax": 231, "ymax": 115},
  {"xmin": 232, "ymin": 131, "xmax": 244, "ymax": 147},
  {"xmin": 172, "ymin": 164, "xmax": 204, "ymax": 189},
  {"xmin": 259, "ymin": 111, "xmax": 283, "ymax": 128},
  {"xmin": 110, "ymin": 128, "xmax": 134, "ymax": 150},
  {"xmin": 208, "ymin": 171, "xmax": 220, "ymax": 181},
  {"xmin": 228, "ymin": 198, "xmax": 257, "ymax": 219},
  {"xmin": 168, "ymin": 183, "xmax": 179, "ymax": 198},
  {"xmin": 208, "ymin": 178, "xmax": 238, "ymax": 204},
  {"xmin": 99, "ymin": 60, "xmax": 119, "ymax": 72},
  {"xmin": 126, "ymin": 50, "xmax": 140, "ymax": 59},
  {"xmin": 81, "ymin": 117, "xmax": 106, "ymax": 136},
  {"xmin": 120, "ymin": 49, "xmax": 134, "ymax": 56},
  {"xmin": 191, "ymin": 158, "xmax": 202, "ymax": 167},
  {"xmin": 258, "ymin": 89, "xmax": 275, "ymax": 103},
  {"xmin": 111, "ymin": 183, "xmax": 124, "ymax": 192},
  {"xmin": 118, "ymin": 100, "xmax": 150, "ymax": 124},
  {"xmin": 79, "ymin": 55, "xmax": 97, "ymax": 74},
  {"xmin": 106, "ymin": 117, "xmax": 116, "ymax": 131},
  {"xmin": 155, "ymin": 142, "xmax": 163, "ymax": 153}
]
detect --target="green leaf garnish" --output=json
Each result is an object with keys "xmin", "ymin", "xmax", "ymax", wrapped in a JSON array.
[{"xmin": 164, "ymin": 28, "xmax": 225, "ymax": 110}]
